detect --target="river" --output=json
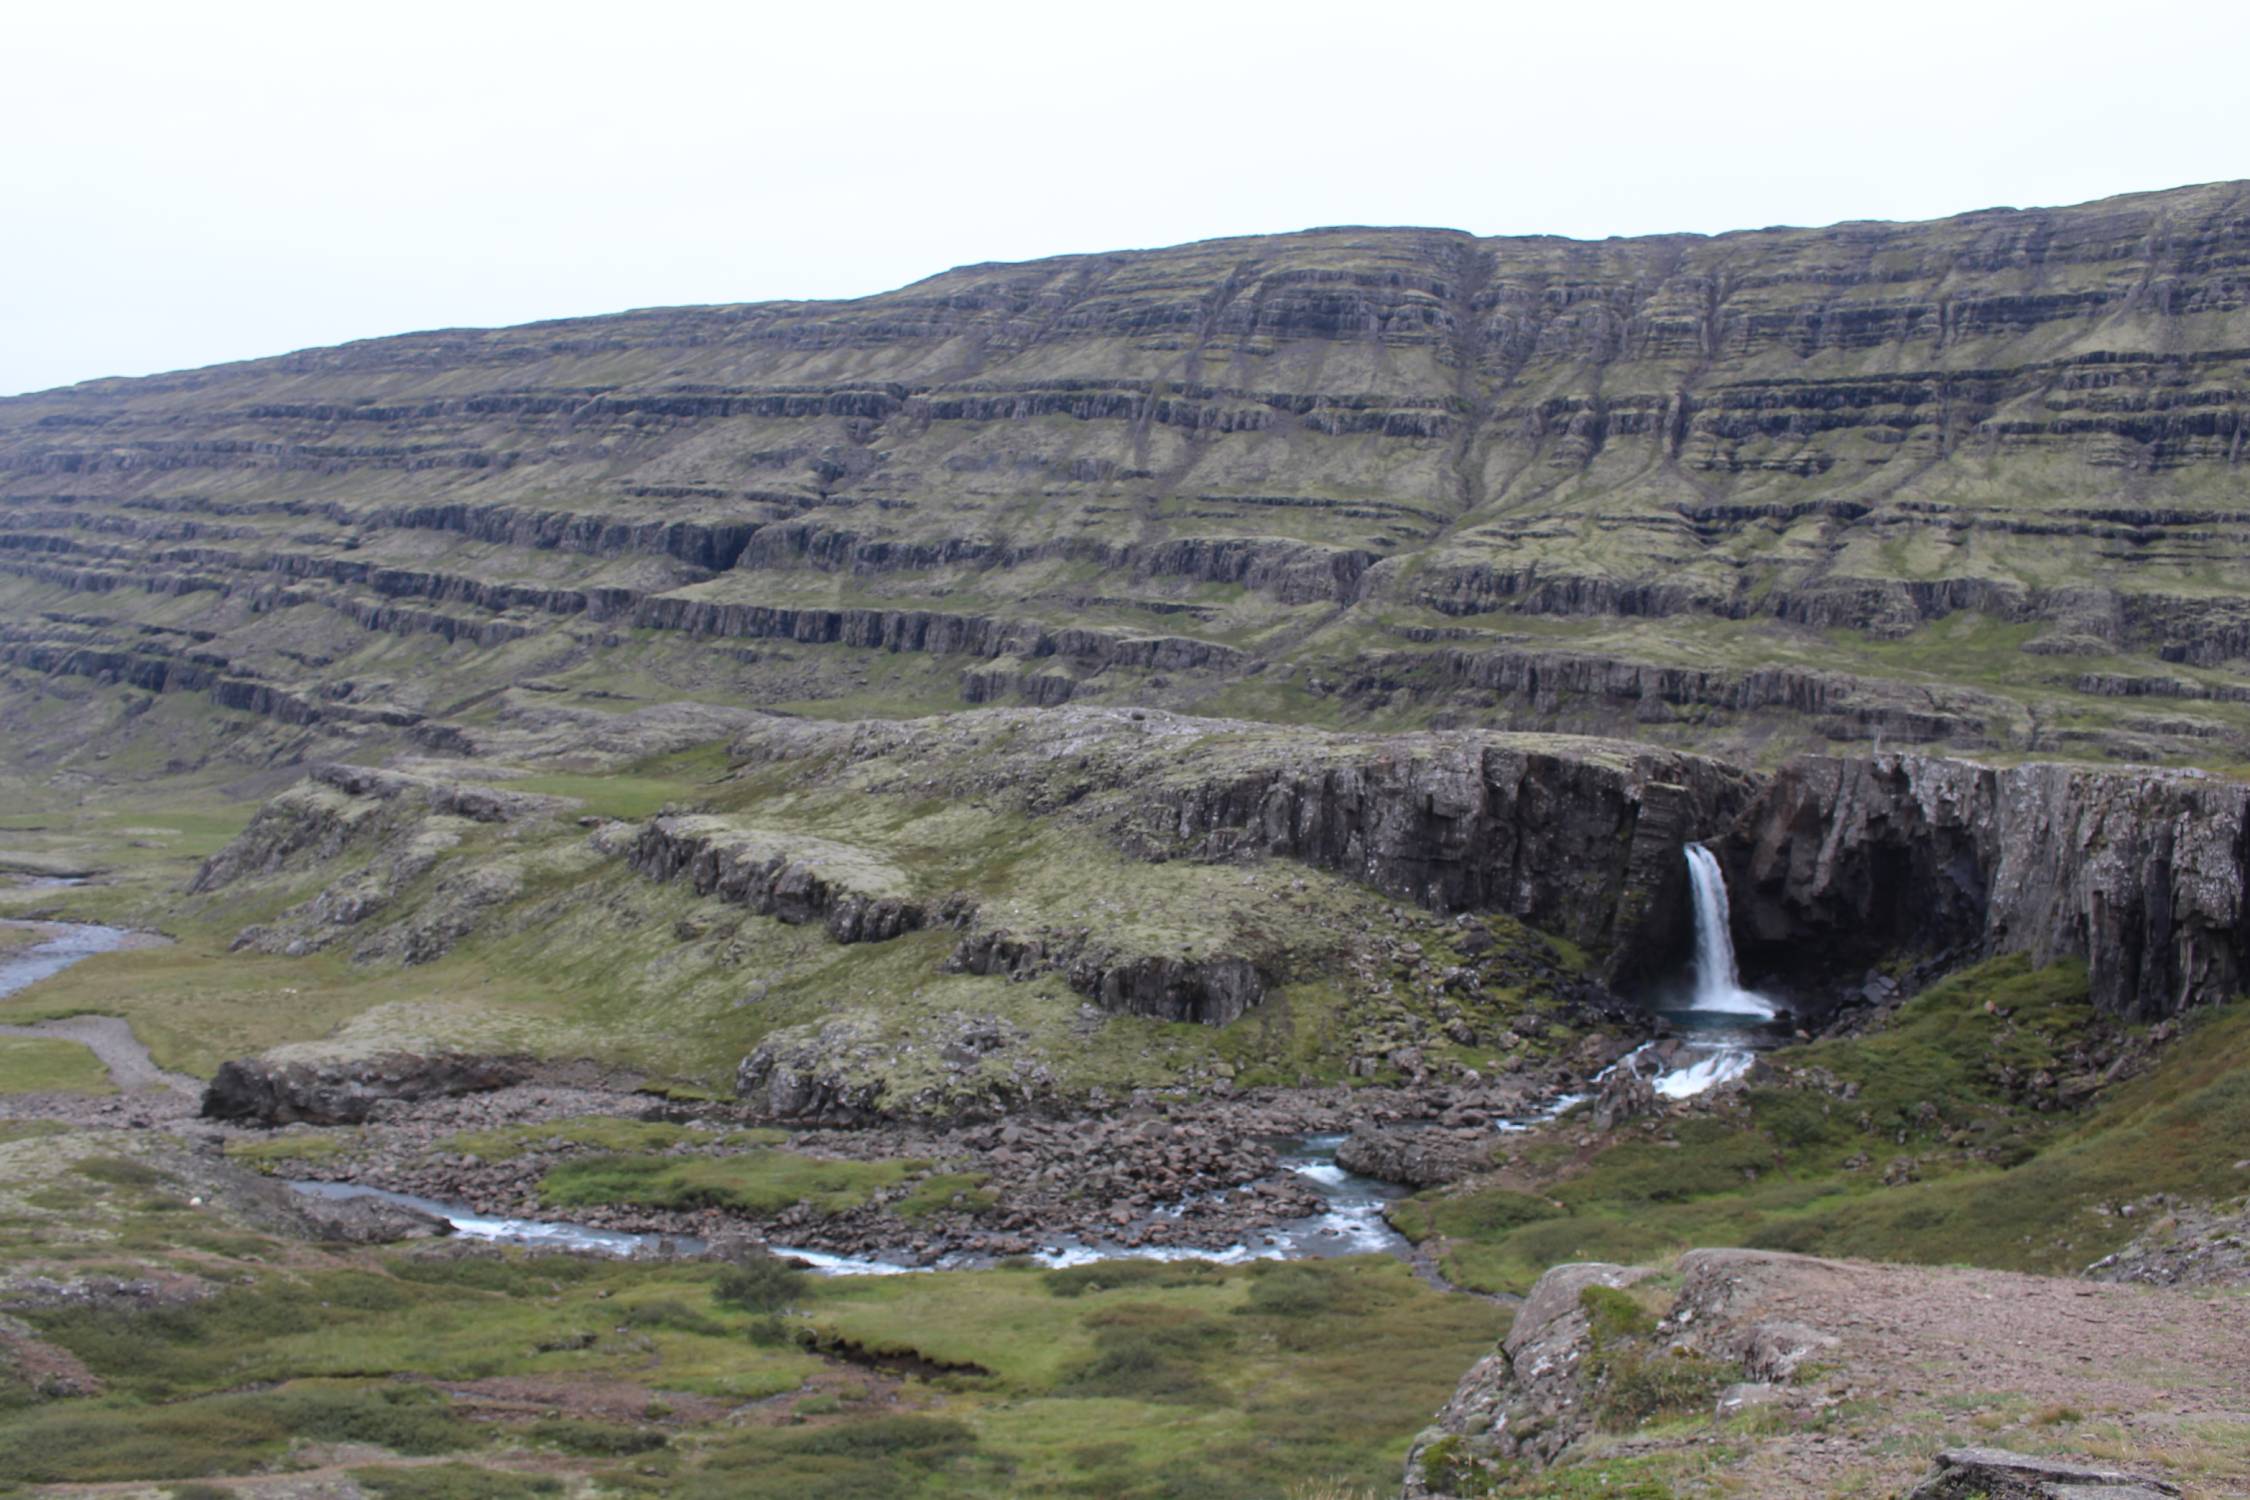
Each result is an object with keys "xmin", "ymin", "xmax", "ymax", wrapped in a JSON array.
[{"xmin": 4, "ymin": 904, "xmax": 1759, "ymax": 1277}]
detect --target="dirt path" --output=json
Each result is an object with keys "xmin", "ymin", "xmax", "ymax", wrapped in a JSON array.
[
  {"xmin": 0, "ymin": 1016, "xmax": 199, "ymax": 1097},
  {"xmin": 1675, "ymin": 1249, "xmax": 2250, "ymax": 1496}
]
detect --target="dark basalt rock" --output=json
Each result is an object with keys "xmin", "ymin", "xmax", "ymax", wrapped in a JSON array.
[
  {"xmin": 627, "ymin": 816, "xmax": 937, "ymax": 944},
  {"xmin": 1120, "ymin": 735, "xmax": 1758, "ymax": 987},
  {"xmin": 202, "ymin": 1052, "xmax": 532, "ymax": 1126},
  {"xmin": 1727, "ymin": 754, "xmax": 2250, "ymax": 1019}
]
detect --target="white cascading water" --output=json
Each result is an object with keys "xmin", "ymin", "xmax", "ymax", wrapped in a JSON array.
[{"xmin": 1683, "ymin": 844, "xmax": 1776, "ymax": 1018}]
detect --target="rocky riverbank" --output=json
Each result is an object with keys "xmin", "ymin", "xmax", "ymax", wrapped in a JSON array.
[{"xmin": 206, "ymin": 1071, "xmax": 1591, "ymax": 1265}]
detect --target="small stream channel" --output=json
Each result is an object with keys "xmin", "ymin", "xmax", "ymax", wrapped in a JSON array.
[
  {"xmin": 287, "ymin": 1135, "xmax": 1416, "ymax": 1275},
  {"xmin": 0, "ymin": 914, "xmax": 136, "ymax": 1000},
  {"xmin": 281, "ymin": 1068, "xmax": 1744, "ymax": 1276}
]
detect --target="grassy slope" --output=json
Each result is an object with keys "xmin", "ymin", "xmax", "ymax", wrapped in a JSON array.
[
  {"xmin": 1397, "ymin": 955, "xmax": 2250, "ymax": 1294},
  {"xmin": 2, "ymin": 723, "xmax": 1598, "ymax": 1112}
]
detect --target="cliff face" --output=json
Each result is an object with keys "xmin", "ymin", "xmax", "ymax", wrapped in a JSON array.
[
  {"xmin": 8, "ymin": 182, "xmax": 2250, "ymax": 765},
  {"xmin": 1119, "ymin": 737, "xmax": 1756, "ymax": 980},
  {"xmin": 725, "ymin": 707, "xmax": 1758, "ymax": 980},
  {"xmin": 1729, "ymin": 755, "xmax": 2250, "ymax": 1018}
]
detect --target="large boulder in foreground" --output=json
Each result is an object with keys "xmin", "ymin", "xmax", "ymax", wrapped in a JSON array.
[
  {"xmin": 1402, "ymin": 1260, "xmax": 1658, "ymax": 1491},
  {"xmin": 1401, "ymin": 1248, "xmax": 2224, "ymax": 1499}
]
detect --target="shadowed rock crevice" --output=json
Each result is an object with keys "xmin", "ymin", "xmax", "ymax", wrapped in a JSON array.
[{"xmin": 1725, "ymin": 754, "xmax": 2250, "ymax": 1018}]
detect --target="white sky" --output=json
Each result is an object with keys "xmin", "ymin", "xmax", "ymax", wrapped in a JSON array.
[{"xmin": 4, "ymin": 0, "xmax": 2245, "ymax": 396}]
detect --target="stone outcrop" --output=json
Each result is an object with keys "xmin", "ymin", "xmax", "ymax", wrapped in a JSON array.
[
  {"xmin": 1902, "ymin": 1448, "xmax": 2181, "ymax": 1500},
  {"xmin": 627, "ymin": 815, "xmax": 938, "ymax": 943},
  {"xmin": 1333, "ymin": 1125, "xmax": 1493, "ymax": 1187},
  {"xmin": 733, "ymin": 1022, "xmax": 923, "ymax": 1123},
  {"xmin": 189, "ymin": 762, "xmax": 558, "ymax": 964},
  {"xmin": 944, "ymin": 927, "xmax": 1267, "ymax": 1025},
  {"xmin": 1728, "ymin": 754, "xmax": 2250, "ymax": 1018},
  {"xmin": 191, "ymin": 762, "xmax": 558, "ymax": 895},
  {"xmin": 1117, "ymin": 733, "xmax": 1758, "ymax": 984},
  {"xmin": 201, "ymin": 1052, "xmax": 532, "ymax": 1125},
  {"xmin": 1402, "ymin": 1260, "xmax": 1657, "ymax": 1488},
  {"xmin": 727, "ymin": 708, "xmax": 1757, "ymax": 983},
  {"xmin": 1402, "ymin": 1248, "xmax": 2221, "ymax": 1498}
]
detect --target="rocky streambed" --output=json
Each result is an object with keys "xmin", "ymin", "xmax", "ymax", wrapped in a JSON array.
[
  {"xmin": 243, "ymin": 1078, "xmax": 1536, "ymax": 1270},
  {"xmin": 245, "ymin": 1031, "xmax": 1766, "ymax": 1276},
  {"xmin": 0, "ymin": 910, "xmax": 1774, "ymax": 1281}
]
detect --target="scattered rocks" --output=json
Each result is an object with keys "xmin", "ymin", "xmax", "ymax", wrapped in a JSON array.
[
  {"xmin": 1588, "ymin": 1057, "xmax": 1663, "ymax": 1131},
  {"xmin": 2087, "ymin": 1198, "xmax": 2250, "ymax": 1287},
  {"xmin": 1335, "ymin": 1125, "xmax": 1493, "ymax": 1188},
  {"xmin": 290, "ymin": 1190, "xmax": 454, "ymax": 1244}
]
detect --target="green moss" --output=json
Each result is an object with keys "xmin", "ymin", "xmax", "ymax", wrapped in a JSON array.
[
  {"xmin": 525, "ymin": 1417, "xmax": 668, "ymax": 1456},
  {"xmin": 1578, "ymin": 1284, "xmax": 1657, "ymax": 1343},
  {"xmin": 895, "ymin": 1171, "xmax": 997, "ymax": 1221}
]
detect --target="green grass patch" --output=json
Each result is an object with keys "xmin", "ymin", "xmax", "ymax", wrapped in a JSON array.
[
  {"xmin": 0, "ymin": 1036, "xmax": 114, "ymax": 1095},
  {"xmin": 895, "ymin": 1171, "xmax": 997, "ymax": 1221},
  {"xmin": 0, "ymin": 1380, "xmax": 471, "ymax": 1484},
  {"xmin": 1399, "ymin": 955, "xmax": 2224, "ymax": 1293},
  {"xmin": 351, "ymin": 1464, "xmax": 564, "ymax": 1499}
]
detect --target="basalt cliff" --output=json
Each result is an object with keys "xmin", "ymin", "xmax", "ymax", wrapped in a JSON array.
[{"xmin": 7, "ymin": 181, "xmax": 2250, "ymax": 770}]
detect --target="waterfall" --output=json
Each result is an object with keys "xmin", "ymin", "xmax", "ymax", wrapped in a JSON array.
[{"xmin": 1683, "ymin": 844, "xmax": 1775, "ymax": 1018}]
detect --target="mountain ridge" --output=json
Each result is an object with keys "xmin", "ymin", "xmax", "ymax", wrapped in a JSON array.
[{"xmin": 6, "ymin": 177, "xmax": 2250, "ymax": 775}]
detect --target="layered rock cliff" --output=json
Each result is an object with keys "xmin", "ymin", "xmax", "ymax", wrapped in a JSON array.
[
  {"xmin": 723, "ymin": 707, "xmax": 1759, "ymax": 978},
  {"xmin": 1726, "ymin": 754, "xmax": 2250, "ymax": 1019},
  {"xmin": 9, "ymin": 182, "xmax": 2250, "ymax": 765}
]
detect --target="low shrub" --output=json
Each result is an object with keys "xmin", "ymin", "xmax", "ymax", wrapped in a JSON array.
[
  {"xmin": 352, "ymin": 1465, "xmax": 563, "ymax": 1499},
  {"xmin": 526, "ymin": 1417, "xmax": 668, "ymax": 1455},
  {"xmin": 1056, "ymin": 1303, "xmax": 1233, "ymax": 1404},
  {"xmin": 712, "ymin": 1250, "xmax": 807, "ymax": 1313},
  {"xmin": 0, "ymin": 1380, "xmax": 470, "ymax": 1484},
  {"xmin": 1043, "ymin": 1259, "xmax": 1229, "ymax": 1298},
  {"xmin": 687, "ymin": 1415, "xmax": 988, "ymax": 1500}
]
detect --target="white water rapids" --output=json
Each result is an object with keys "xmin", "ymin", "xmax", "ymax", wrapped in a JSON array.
[{"xmin": 289, "ymin": 1135, "xmax": 1406, "ymax": 1272}]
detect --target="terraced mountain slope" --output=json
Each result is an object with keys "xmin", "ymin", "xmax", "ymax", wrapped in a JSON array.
[{"xmin": 5, "ymin": 180, "xmax": 2250, "ymax": 769}]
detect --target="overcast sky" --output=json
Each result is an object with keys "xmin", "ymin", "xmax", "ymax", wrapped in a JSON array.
[{"xmin": 5, "ymin": 0, "xmax": 2244, "ymax": 396}]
